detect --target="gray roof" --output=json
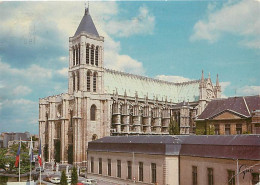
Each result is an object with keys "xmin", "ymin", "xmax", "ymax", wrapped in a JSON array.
[
  {"xmin": 74, "ymin": 8, "xmax": 99, "ymax": 37},
  {"xmin": 88, "ymin": 135, "xmax": 260, "ymax": 160},
  {"xmin": 198, "ymin": 95, "xmax": 260, "ymax": 120}
]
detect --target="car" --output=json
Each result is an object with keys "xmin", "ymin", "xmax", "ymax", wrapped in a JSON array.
[
  {"xmin": 67, "ymin": 175, "xmax": 71, "ymax": 183},
  {"xmin": 80, "ymin": 179, "xmax": 97, "ymax": 185},
  {"xmin": 36, "ymin": 167, "xmax": 44, "ymax": 172},
  {"xmin": 50, "ymin": 177, "xmax": 60, "ymax": 184}
]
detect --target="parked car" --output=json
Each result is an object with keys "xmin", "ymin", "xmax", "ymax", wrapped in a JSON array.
[
  {"xmin": 81, "ymin": 179, "xmax": 97, "ymax": 185},
  {"xmin": 36, "ymin": 167, "xmax": 44, "ymax": 172},
  {"xmin": 67, "ymin": 175, "xmax": 71, "ymax": 183},
  {"xmin": 50, "ymin": 177, "xmax": 60, "ymax": 184}
]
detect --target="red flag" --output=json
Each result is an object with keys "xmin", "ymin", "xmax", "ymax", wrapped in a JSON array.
[
  {"xmin": 15, "ymin": 141, "xmax": 21, "ymax": 167},
  {"xmin": 38, "ymin": 139, "xmax": 42, "ymax": 166}
]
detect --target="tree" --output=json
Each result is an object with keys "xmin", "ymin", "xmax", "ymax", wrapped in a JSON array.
[
  {"xmin": 168, "ymin": 117, "xmax": 180, "ymax": 135},
  {"xmin": 173, "ymin": 120, "xmax": 180, "ymax": 135},
  {"xmin": 168, "ymin": 117, "xmax": 175, "ymax": 135},
  {"xmin": 0, "ymin": 148, "xmax": 8, "ymax": 171},
  {"xmin": 60, "ymin": 170, "xmax": 68, "ymax": 185},
  {"xmin": 71, "ymin": 166, "xmax": 78, "ymax": 185}
]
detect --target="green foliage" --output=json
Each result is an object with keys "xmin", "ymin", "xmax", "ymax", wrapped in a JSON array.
[
  {"xmin": 0, "ymin": 148, "xmax": 8, "ymax": 171},
  {"xmin": 195, "ymin": 122, "xmax": 206, "ymax": 135},
  {"xmin": 207, "ymin": 124, "xmax": 215, "ymax": 135},
  {"xmin": 168, "ymin": 117, "xmax": 180, "ymax": 135},
  {"xmin": 60, "ymin": 170, "xmax": 68, "ymax": 185},
  {"xmin": 0, "ymin": 143, "xmax": 32, "ymax": 174},
  {"xmin": 32, "ymin": 136, "xmax": 38, "ymax": 141},
  {"xmin": 168, "ymin": 117, "xmax": 175, "ymax": 135},
  {"xmin": 71, "ymin": 166, "xmax": 78, "ymax": 185},
  {"xmin": 0, "ymin": 176, "xmax": 8, "ymax": 184},
  {"xmin": 242, "ymin": 131, "xmax": 251, "ymax": 134}
]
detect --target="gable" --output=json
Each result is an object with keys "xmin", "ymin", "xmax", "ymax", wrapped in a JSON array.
[{"xmin": 212, "ymin": 111, "xmax": 243, "ymax": 120}]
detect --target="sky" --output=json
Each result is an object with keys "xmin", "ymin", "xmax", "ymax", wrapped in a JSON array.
[{"xmin": 0, "ymin": 0, "xmax": 259, "ymax": 134}]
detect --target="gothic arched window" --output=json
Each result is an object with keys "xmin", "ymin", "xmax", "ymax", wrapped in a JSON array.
[
  {"xmin": 87, "ymin": 71, "xmax": 91, "ymax": 92},
  {"xmin": 93, "ymin": 72, "xmax": 97, "ymax": 92},
  {"xmin": 77, "ymin": 71, "xmax": 80, "ymax": 91},
  {"xmin": 86, "ymin": 44, "xmax": 90, "ymax": 64},
  {"xmin": 75, "ymin": 46, "xmax": 78, "ymax": 65},
  {"xmin": 95, "ymin": 46, "xmax": 99, "ymax": 66},
  {"xmin": 91, "ymin": 45, "xmax": 94, "ymax": 65},
  {"xmin": 73, "ymin": 73, "xmax": 76, "ymax": 91},
  {"xmin": 90, "ymin": 104, "xmax": 96, "ymax": 121},
  {"xmin": 73, "ymin": 47, "xmax": 75, "ymax": 66},
  {"xmin": 78, "ymin": 45, "xmax": 81, "ymax": 65}
]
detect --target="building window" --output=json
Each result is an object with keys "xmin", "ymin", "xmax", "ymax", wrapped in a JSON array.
[
  {"xmin": 91, "ymin": 157, "xmax": 94, "ymax": 173},
  {"xmin": 87, "ymin": 71, "xmax": 91, "ymax": 92},
  {"xmin": 192, "ymin": 166, "xmax": 197, "ymax": 185},
  {"xmin": 225, "ymin": 124, "xmax": 230, "ymax": 135},
  {"xmin": 75, "ymin": 47, "xmax": 78, "ymax": 65},
  {"xmin": 107, "ymin": 159, "xmax": 111, "ymax": 176},
  {"xmin": 139, "ymin": 162, "xmax": 143, "ymax": 182},
  {"xmin": 98, "ymin": 158, "xmax": 102, "ymax": 174},
  {"xmin": 93, "ymin": 72, "xmax": 97, "ymax": 92},
  {"xmin": 151, "ymin": 163, "xmax": 156, "ymax": 183},
  {"xmin": 95, "ymin": 46, "xmax": 99, "ymax": 66},
  {"xmin": 252, "ymin": 173, "xmax": 259, "ymax": 185},
  {"xmin": 90, "ymin": 105, "xmax": 96, "ymax": 121},
  {"xmin": 127, "ymin": 161, "xmax": 132, "ymax": 179},
  {"xmin": 73, "ymin": 73, "xmax": 76, "ymax": 91},
  {"xmin": 91, "ymin": 45, "xmax": 94, "ymax": 65},
  {"xmin": 228, "ymin": 170, "xmax": 235, "ymax": 185},
  {"xmin": 86, "ymin": 44, "xmax": 90, "ymax": 64},
  {"xmin": 117, "ymin": 160, "xmax": 121, "ymax": 178},
  {"xmin": 78, "ymin": 45, "xmax": 80, "ymax": 65},
  {"xmin": 77, "ymin": 72, "xmax": 80, "ymax": 91},
  {"xmin": 214, "ymin": 124, "xmax": 219, "ymax": 135},
  {"xmin": 236, "ymin": 124, "xmax": 242, "ymax": 134},
  {"xmin": 72, "ymin": 47, "xmax": 76, "ymax": 66},
  {"xmin": 207, "ymin": 168, "xmax": 213, "ymax": 185}
]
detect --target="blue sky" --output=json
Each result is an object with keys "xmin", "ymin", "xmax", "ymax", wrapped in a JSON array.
[{"xmin": 0, "ymin": 1, "xmax": 259, "ymax": 134}]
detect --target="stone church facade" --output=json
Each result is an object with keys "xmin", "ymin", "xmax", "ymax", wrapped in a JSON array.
[{"xmin": 39, "ymin": 8, "xmax": 221, "ymax": 165}]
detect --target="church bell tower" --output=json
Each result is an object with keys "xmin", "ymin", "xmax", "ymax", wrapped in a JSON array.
[{"xmin": 68, "ymin": 8, "xmax": 104, "ymax": 95}]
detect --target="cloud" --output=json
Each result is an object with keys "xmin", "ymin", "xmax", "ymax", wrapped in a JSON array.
[
  {"xmin": 57, "ymin": 67, "xmax": 68, "ymax": 77},
  {"xmin": 104, "ymin": 5, "xmax": 155, "ymax": 37},
  {"xmin": 0, "ymin": 2, "xmax": 153, "ymax": 133},
  {"xmin": 190, "ymin": 0, "xmax": 260, "ymax": 49},
  {"xmin": 13, "ymin": 85, "xmax": 32, "ymax": 96},
  {"xmin": 155, "ymin": 75, "xmax": 192, "ymax": 83},
  {"xmin": 220, "ymin": 81, "xmax": 231, "ymax": 98},
  {"xmin": 236, "ymin": 85, "xmax": 260, "ymax": 96}
]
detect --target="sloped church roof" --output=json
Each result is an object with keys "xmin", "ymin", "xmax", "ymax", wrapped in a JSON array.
[
  {"xmin": 74, "ymin": 8, "xmax": 99, "ymax": 37},
  {"xmin": 104, "ymin": 69, "xmax": 200, "ymax": 103}
]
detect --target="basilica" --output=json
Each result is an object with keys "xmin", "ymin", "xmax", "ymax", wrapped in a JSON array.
[{"xmin": 39, "ymin": 8, "xmax": 221, "ymax": 165}]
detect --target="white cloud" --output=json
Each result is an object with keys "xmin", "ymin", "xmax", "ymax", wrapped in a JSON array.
[
  {"xmin": 155, "ymin": 75, "xmax": 192, "ymax": 83},
  {"xmin": 220, "ymin": 81, "xmax": 231, "ymax": 98},
  {"xmin": 13, "ymin": 85, "xmax": 32, "ymax": 96},
  {"xmin": 104, "ymin": 5, "xmax": 155, "ymax": 37},
  {"xmin": 0, "ymin": 61, "xmax": 52, "ymax": 82},
  {"xmin": 190, "ymin": 0, "xmax": 260, "ymax": 49},
  {"xmin": 236, "ymin": 85, "xmax": 260, "ymax": 96},
  {"xmin": 57, "ymin": 67, "xmax": 68, "ymax": 77}
]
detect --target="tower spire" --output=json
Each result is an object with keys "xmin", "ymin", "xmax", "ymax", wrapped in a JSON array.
[
  {"xmin": 208, "ymin": 72, "xmax": 211, "ymax": 79},
  {"xmin": 201, "ymin": 70, "xmax": 204, "ymax": 83},
  {"xmin": 216, "ymin": 74, "xmax": 220, "ymax": 86}
]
